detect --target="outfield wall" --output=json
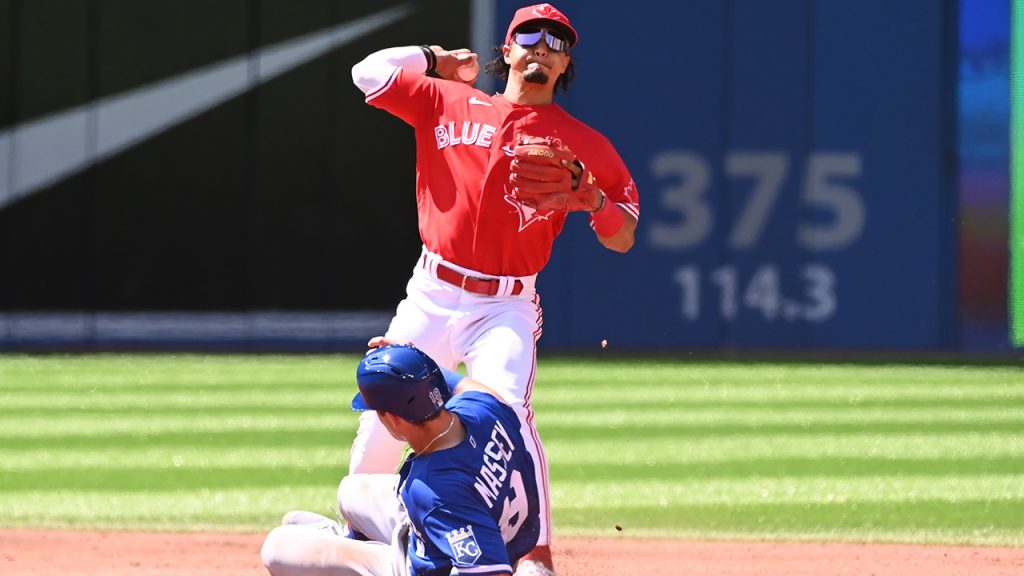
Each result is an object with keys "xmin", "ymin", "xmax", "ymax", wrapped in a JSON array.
[
  {"xmin": 0, "ymin": 1, "xmax": 985, "ymax": 352},
  {"xmin": 505, "ymin": 0, "xmax": 961, "ymax": 351}
]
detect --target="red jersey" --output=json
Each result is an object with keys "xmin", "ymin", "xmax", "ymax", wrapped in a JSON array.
[{"xmin": 367, "ymin": 68, "xmax": 639, "ymax": 277}]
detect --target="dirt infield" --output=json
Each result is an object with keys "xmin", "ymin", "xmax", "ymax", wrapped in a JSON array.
[{"xmin": 2, "ymin": 530, "xmax": 1023, "ymax": 576}]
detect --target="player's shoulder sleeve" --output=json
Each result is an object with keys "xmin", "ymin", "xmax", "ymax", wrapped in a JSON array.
[
  {"xmin": 420, "ymin": 504, "xmax": 512, "ymax": 575},
  {"xmin": 448, "ymin": 391, "xmax": 516, "ymax": 424},
  {"xmin": 555, "ymin": 109, "xmax": 640, "ymax": 222},
  {"xmin": 364, "ymin": 66, "xmax": 442, "ymax": 128},
  {"xmin": 439, "ymin": 367, "xmax": 466, "ymax": 395}
]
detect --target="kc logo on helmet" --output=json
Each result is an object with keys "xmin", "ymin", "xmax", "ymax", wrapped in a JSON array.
[{"xmin": 446, "ymin": 525, "xmax": 482, "ymax": 565}]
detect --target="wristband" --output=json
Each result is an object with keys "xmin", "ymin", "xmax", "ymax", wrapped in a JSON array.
[
  {"xmin": 591, "ymin": 198, "xmax": 625, "ymax": 237},
  {"xmin": 588, "ymin": 191, "xmax": 606, "ymax": 213},
  {"xmin": 419, "ymin": 45, "xmax": 437, "ymax": 74}
]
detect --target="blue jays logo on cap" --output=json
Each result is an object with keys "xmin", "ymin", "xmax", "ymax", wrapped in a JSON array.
[{"xmin": 445, "ymin": 525, "xmax": 482, "ymax": 566}]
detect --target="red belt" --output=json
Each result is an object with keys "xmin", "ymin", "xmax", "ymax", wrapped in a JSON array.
[{"xmin": 432, "ymin": 261, "xmax": 524, "ymax": 296}]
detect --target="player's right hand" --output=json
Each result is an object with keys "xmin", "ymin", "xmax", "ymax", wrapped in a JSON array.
[{"xmin": 429, "ymin": 46, "xmax": 479, "ymax": 85}]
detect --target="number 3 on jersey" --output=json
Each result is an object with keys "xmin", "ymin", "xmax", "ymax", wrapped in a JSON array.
[{"xmin": 499, "ymin": 470, "xmax": 528, "ymax": 541}]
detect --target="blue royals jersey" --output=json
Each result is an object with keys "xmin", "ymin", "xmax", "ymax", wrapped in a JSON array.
[{"xmin": 397, "ymin": 391, "xmax": 540, "ymax": 576}]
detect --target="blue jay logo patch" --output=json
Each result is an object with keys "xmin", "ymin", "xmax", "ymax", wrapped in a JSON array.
[{"xmin": 446, "ymin": 525, "xmax": 482, "ymax": 565}]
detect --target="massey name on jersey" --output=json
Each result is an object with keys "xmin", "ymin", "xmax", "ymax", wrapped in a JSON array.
[{"xmin": 473, "ymin": 418, "xmax": 516, "ymax": 508}]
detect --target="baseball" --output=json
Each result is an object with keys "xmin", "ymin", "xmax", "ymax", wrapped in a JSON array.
[
  {"xmin": 601, "ymin": 339, "xmax": 608, "ymax": 349},
  {"xmin": 456, "ymin": 58, "xmax": 479, "ymax": 82}
]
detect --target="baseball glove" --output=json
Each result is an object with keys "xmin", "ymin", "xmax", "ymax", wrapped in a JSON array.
[{"xmin": 509, "ymin": 136, "xmax": 600, "ymax": 212}]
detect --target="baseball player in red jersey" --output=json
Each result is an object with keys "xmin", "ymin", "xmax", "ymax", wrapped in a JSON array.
[{"xmin": 350, "ymin": 5, "xmax": 639, "ymax": 575}]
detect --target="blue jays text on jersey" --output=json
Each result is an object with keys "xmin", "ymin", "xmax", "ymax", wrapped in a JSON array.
[{"xmin": 434, "ymin": 121, "xmax": 498, "ymax": 149}]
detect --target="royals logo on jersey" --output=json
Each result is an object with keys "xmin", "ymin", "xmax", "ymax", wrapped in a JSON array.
[{"xmin": 446, "ymin": 525, "xmax": 482, "ymax": 566}]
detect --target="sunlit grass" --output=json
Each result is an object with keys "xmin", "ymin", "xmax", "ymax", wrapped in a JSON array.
[{"xmin": 1, "ymin": 354, "xmax": 1021, "ymax": 545}]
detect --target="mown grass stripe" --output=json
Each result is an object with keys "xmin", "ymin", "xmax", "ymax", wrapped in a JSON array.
[
  {"xmin": 3, "ymin": 358, "xmax": 1020, "ymax": 393},
  {"xmin": 0, "ymin": 429, "xmax": 355, "ymax": 450},
  {"xmin": 0, "ymin": 383, "xmax": 839, "ymax": 399},
  {"xmin": 537, "ymin": 421, "xmax": 1024, "ymax": 438},
  {"xmin": 545, "ymin": 433, "xmax": 1024, "ymax": 461},
  {"xmin": 5, "ymin": 433, "xmax": 1023, "ymax": 470},
  {"xmin": 537, "ymin": 384, "xmax": 1024, "ymax": 403},
  {"xmin": 0, "ymin": 414, "xmax": 356, "ymax": 436},
  {"xmin": 1, "ymin": 466, "xmax": 342, "ymax": 492},
  {"xmin": 3, "ymin": 488, "xmax": 1022, "ymax": 544},
  {"xmin": 6, "ymin": 480, "xmax": 1021, "ymax": 509},
  {"xmin": 0, "ymin": 359, "xmax": 358, "ymax": 387},
  {"xmin": 2, "ymin": 407, "xmax": 1021, "ymax": 437},
  {"xmin": 547, "ymin": 476, "xmax": 1024, "ymax": 506},
  {"xmin": 4, "ymin": 385, "xmax": 1023, "ymax": 410},
  {"xmin": 537, "ymin": 362, "xmax": 1024, "ymax": 380},
  {"xmin": 549, "ymin": 373, "xmax": 1017, "ymax": 390},
  {"xmin": 0, "ymin": 390, "xmax": 353, "ymax": 409},
  {"xmin": 2, "ymin": 422, "xmax": 1022, "ymax": 450},
  {"xmin": 555, "ymin": 502, "xmax": 1024, "ymax": 546},
  {"xmin": 0, "ymin": 405, "xmax": 346, "ymax": 417},
  {"xmin": 0, "ymin": 447, "xmax": 348, "ymax": 470},
  {"xmin": 0, "ymin": 382, "xmax": 351, "ymax": 394},
  {"xmin": 1, "ymin": 354, "xmax": 1022, "ymax": 546},
  {"xmin": 535, "ymin": 407, "xmax": 1024, "ymax": 426},
  {"xmin": 5, "ymin": 459, "xmax": 1024, "ymax": 492},
  {"xmin": 3, "ymin": 357, "xmax": 1020, "ymax": 381},
  {"xmin": 5, "ymin": 476, "xmax": 1022, "ymax": 509},
  {"xmin": 547, "ymin": 457, "xmax": 1024, "ymax": 481},
  {"xmin": 0, "ymin": 488, "xmax": 339, "ymax": 530},
  {"xmin": 0, "ymin": 396, "xmax": 1019, "ymax": 416}
]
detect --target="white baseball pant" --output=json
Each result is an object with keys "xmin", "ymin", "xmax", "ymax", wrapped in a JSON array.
[
  {"xmin": 261, "ymin": 475, "xmax": 408, "ymax": 576},
  {"xmin": 349, "ymin": 247, "xmax": 553, "ymax": 546}
]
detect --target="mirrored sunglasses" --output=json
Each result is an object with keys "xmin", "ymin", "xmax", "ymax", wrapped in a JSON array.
[{"xmin": 513, "ymin": 28, "xmax": 570, "ymax": 53}]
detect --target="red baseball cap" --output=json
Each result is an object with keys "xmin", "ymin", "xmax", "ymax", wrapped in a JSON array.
[{"xmin": 505, "ymin": 4, "xmax": 578, "ymax": 48}]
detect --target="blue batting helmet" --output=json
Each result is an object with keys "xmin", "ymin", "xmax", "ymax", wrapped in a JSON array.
[{"xmin": 351, "ymin": 344, "xmax": 449, "ymax": 423}]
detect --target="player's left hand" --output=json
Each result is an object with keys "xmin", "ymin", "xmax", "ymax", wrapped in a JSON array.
[
  {"xmin": 510, "ymin": 136, "xmax": 602, "ymax": 212},
  {"xmin": 367, "ymin": 336, "xmax": 413, "ymax": 349}
]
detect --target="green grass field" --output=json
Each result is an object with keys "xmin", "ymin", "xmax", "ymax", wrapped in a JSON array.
[{"xmin": 1, "ymin": 355, "xmax": 1022, "ymax": 546}]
